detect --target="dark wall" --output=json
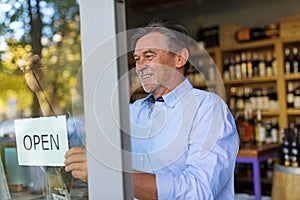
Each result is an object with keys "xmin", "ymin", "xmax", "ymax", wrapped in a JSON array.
[{"xmin": 126, "ymin": 0, "xmax": 300, "ymax": 40}]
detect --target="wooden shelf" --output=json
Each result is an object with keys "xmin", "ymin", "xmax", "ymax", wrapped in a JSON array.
[
  {"xmin": 220, "ymin": 38, "xmax": 277, "ymax": 52},
  {"xmin": 262, "ymin": 110, "xmax": 280, "ymax": 116},
  {"xmin": 235, "ymin": 110, "xmax": 279, "ymax": 118},
  {"xmin": 281, "ymin": 35, "xmax": 300, "ymax": 44},
  {"xmin": 284, "ymin": 73, "xmax": 300, "ymax": 80},
  {"xmin": 224, "ymin": 76, "xmax": 277, "ymax": 85},
  {"xmin": 287, "ymin": 109, "xmax": 300, "ymax": 115},
  {"xmin": 192, "ymin": 81, "xmax": 215, "ymax": 88}
]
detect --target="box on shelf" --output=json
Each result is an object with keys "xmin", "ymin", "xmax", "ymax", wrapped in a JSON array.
[
  {"xmin": 197, "ymin": 24, "xmax": 242, "ymax": 47},
  {"xmin": 280, "ymin": 13, "xmax": 300, "ymax": 38}
]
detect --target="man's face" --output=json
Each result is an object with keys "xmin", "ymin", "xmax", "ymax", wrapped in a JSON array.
[{"xmin": 133, "ymin": 32, "xmax": 177, "ymax": 96}]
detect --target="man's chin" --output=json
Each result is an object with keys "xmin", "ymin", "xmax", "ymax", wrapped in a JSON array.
[{"xmin": 141, "ymin": 84, "xmax": 154, "ymax": 93}]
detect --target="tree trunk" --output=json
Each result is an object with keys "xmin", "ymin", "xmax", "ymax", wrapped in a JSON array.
[{"xmin": 28, "ymin": 0, "xmax": 43, "ymax": 117}]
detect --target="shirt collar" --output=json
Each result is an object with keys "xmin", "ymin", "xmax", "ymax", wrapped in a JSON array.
[{"xmin": 143, "ymin": 78, "xmax": 193, "ymax": 108}]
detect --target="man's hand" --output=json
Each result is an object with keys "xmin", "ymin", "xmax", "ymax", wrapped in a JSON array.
[
  {"xmin": 64, "ymin": 147, "xmax": 88, "ymax": 182},
  {"xmin": 18, "ymin": 53, "xmax": 45, "ymax": 93}
]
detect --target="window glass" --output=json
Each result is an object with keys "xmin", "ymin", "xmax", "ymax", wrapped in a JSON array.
[{"xmin": 0, "ymin": 1, "xmax": 88, "ymax": 199}]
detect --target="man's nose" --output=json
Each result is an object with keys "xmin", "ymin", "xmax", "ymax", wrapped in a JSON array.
[{"xmin": 136, "ymin": 58, "xmax": 146, "ymax": 69}]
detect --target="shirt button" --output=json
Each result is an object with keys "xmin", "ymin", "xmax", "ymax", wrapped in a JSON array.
[
  {"xmin": 141, "ymin": 156, "xmax": 144, "ymax": 161},
  {"xmin": 147, "ymin": 130, "xmax": 151, "ymax": 134}
]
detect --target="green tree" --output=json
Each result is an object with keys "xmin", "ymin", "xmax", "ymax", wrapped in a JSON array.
[{"xmin": 0, "ymin": 0, "xmax": 81, "ymax": 118}]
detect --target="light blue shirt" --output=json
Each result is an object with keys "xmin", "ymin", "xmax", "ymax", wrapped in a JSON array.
[{"xmin": 130, "ymin": 78, "xmax": 240, "ymax": 200}]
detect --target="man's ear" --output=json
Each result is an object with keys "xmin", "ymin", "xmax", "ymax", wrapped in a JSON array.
[{"xmin": 175, "ymin": 48, "xmax": 189, "ymax": 69}]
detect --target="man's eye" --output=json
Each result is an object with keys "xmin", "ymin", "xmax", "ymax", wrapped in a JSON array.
[
  {"xmin": 145, "ymin": 55, "xmax": 154, "ymax": 60},
  {"xmin": 134, "ymin": 57, "xmax": 140, "ymax": 62}
]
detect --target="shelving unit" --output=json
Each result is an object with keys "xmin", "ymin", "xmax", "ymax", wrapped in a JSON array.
[{"xmin": 201, "ymin": 36, "xmax": 300, "ymax": 130}]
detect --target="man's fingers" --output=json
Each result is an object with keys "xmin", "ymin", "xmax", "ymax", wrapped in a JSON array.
[
  {"xmin": 65, "ymin": 147, "xmax": 86, "ymax": 158},
  {"xmin": 64, "ymin": 153, "xmax": 86, "ymax": 166},
  {"xmin": 31, "ymin": 55, "xmax": 43, "ymax": 69},
  {"xmin": 18, "ymin": 53, "xmax": 43, "ymax": 72},
  {"xmin": 18, "ymin": 53, "xmax": 33, "ymax": 72},
  {"xmin": 70, "ymin": 170, "xmax": 88, "ymax": 182},
  {"xmin": 64, "ymin": 147, "xmax": 87, "ymax": 182},
  {"xmin": 65, "ymin": 162, "xmax": 88, "ymax": 182},
  {"xmin": 65, "ymin": 162, "xmax": 86, "ymax": 172}
]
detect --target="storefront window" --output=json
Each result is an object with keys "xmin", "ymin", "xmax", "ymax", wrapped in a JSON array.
[{"xmin": 0, "ymin": 1, "xmax": 88, "ymax": 199}]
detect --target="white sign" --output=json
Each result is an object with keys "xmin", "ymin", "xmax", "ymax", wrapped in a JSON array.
[{"xmin": 14, "ymin": 115, "xmax": 69, "ymax": 166}]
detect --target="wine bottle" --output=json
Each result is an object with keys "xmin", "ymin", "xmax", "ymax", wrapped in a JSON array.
[
  {"xmin": 235, "ymin": 54, "xmax": 242, "ymax": 79},
  {"xmin": 229, "ymin": 56, "xmax": 236, "ymax": 79},
  {"xmin": 284, "ymin": 48, "xmax": 292, "ymax": 74},
  {"xmin": 292, "ymin": 47, "xmax": 299, "ymax": 73},
  {"xmin": 265, "ymin": 51, "xmax": 273, "ymax": 76},
  {"xmin": 252, "ymin": 52, "xmax": 259, "ymax": 77},
  {"xmin": 236, "ymin": 27, "xmax": 267, "ymax": 42},
  {"xmin": 258, "ymin": 52, "xmax": 266, "ymax": 77},
  {"xmin": 270, "ymin": 117, "xmax": 279, "ymax": 143},
  {"xmin": 255, "ymin": 110, "xmax": 265, "ymax": 145},
  {"xmin": 241, "ymin": 106, "xmax": 254, "ymax": 145},
  {"xmin": 223, "ymin": 56, "xmax": 230, "ymax": 80},
  {"xmin": 282, "ymin": 128, "xmax": 290, "ymax": 166},
  {"xmin": 246, "ymin": 51, "xmax": 253, "ymax": 78},
  {"xmin": 287, "ymin": 82, "xmax": 295, "ymax": 108},
  {"xmin": 290, "ymin": 125, "xmax": 299, "ymax": 167},
  {"xmin": 240, "ymin": 52, "xmax": 247, "ymax": 78}
]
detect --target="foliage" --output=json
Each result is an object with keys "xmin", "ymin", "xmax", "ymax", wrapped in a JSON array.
[{"xmin": 0, "ymin": 0, "xmax": 81, "ymax": 119}]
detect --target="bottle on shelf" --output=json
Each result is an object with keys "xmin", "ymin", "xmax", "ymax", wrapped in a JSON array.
[
  {"xmin": 240, "ymin": 106, "xmax": 254, "ymax": 145},
  {"xmin": 270, "ymin": 117, "xmax": 279, "ymax": 143},
  {"xmin": 246, "ymin": 51, "xmax": 253, "ymax": 78},
  {"xmin": 282, "ymin": 128, "xmax": 290, "ymax": 166},
  {"xmin": 254, "ymin": 110, "xmax": 266, "ymax": 145},
  {"xmin": 243, "ymin": 87, "xmax": 251, "ymax": 106},
  {"xmin": 235, "ymin": 54, "xmax": 242, "ymax": 79},
  {"xmin": 236, "ymin": 87, "xmax": 245, "ymax": 111},
  {"xmin": 286, "ymin": 82, "xmax": 295, "ymax": 108},
  {"xmin": 289, "ymin": 123, "xmax": 299, "ymax": 167},
  {"xmin": 223, "ymin": 56, "xmax": 230, "ymax": 80},
  {"xmin": 252, "ymin": 52, "xmax": 260, "ymax": 77},
  {"xmin": 292, "ymin": 46, "xmax": 299, "ymax": 74},
  {"xmin": 229, "ymin": 56, "xmax": 236, "ymax": 79},
  {"xmin": 265, "ymin": 51, "xmax": 273, "ymax": 76},
  {"xmin": 268, "ymin": 86, "xmax": 279, "ymax": 110},
  {"xmin": 294, "ymin": 85, "xmax": 300, "ymax": 108},
  {"xmin": 290, "ymin": 135, "xmax": 299, "ymax": 167},
  {"xmin": 229, "ymin": 86, "xmax": 237, "ymax": 112},
  {"xmin": 284, "ymin": 47, "xmax": 292, "ymax": 74},
  {"xmin": 261, "ymin": 87, "xmax": 270, "ymax": 110},
  {"xmin": 265, "ymin": 119, "xmax": 272, "ymax": 144},
  {"xmin": 258, "ymin": 52, "xmax": 266, "ymax": 77},
  {"xmin": 255, "ymin": 88, "xmax": 263, "ymax": 111},
  {"xmin": 240, "ymin": 52, "xmax": 248, "ymax": 78},
  {"xmin": 272, "ymin": 51, "xmax": 278, "ymax": 76},
  {"xmin": 235, "ymin": 27, "xmax": 267, "ymax": 43}
]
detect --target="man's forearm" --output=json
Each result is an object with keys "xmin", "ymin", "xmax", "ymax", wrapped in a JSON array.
[
  {"xmin": 36, "ymin": 91, "xmax": 65, "ymax": 116},
  {"xmin": 133, "ymin": 170, "xmax": 158, "ymax": 200}
]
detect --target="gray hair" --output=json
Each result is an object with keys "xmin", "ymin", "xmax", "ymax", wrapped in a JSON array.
[{"xmin": 129, "ymin": 19, "xmax": 191, "ymax": 75}]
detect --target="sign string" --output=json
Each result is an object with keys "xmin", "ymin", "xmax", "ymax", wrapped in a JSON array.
[{"xmin": 31, "ymin": 70, "xmax": 57, "ymax": 118}]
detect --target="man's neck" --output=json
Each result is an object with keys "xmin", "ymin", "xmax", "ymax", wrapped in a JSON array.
[{"xmin": 152, "ymin": 77, "xmax": 185, "ymax": 99}]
